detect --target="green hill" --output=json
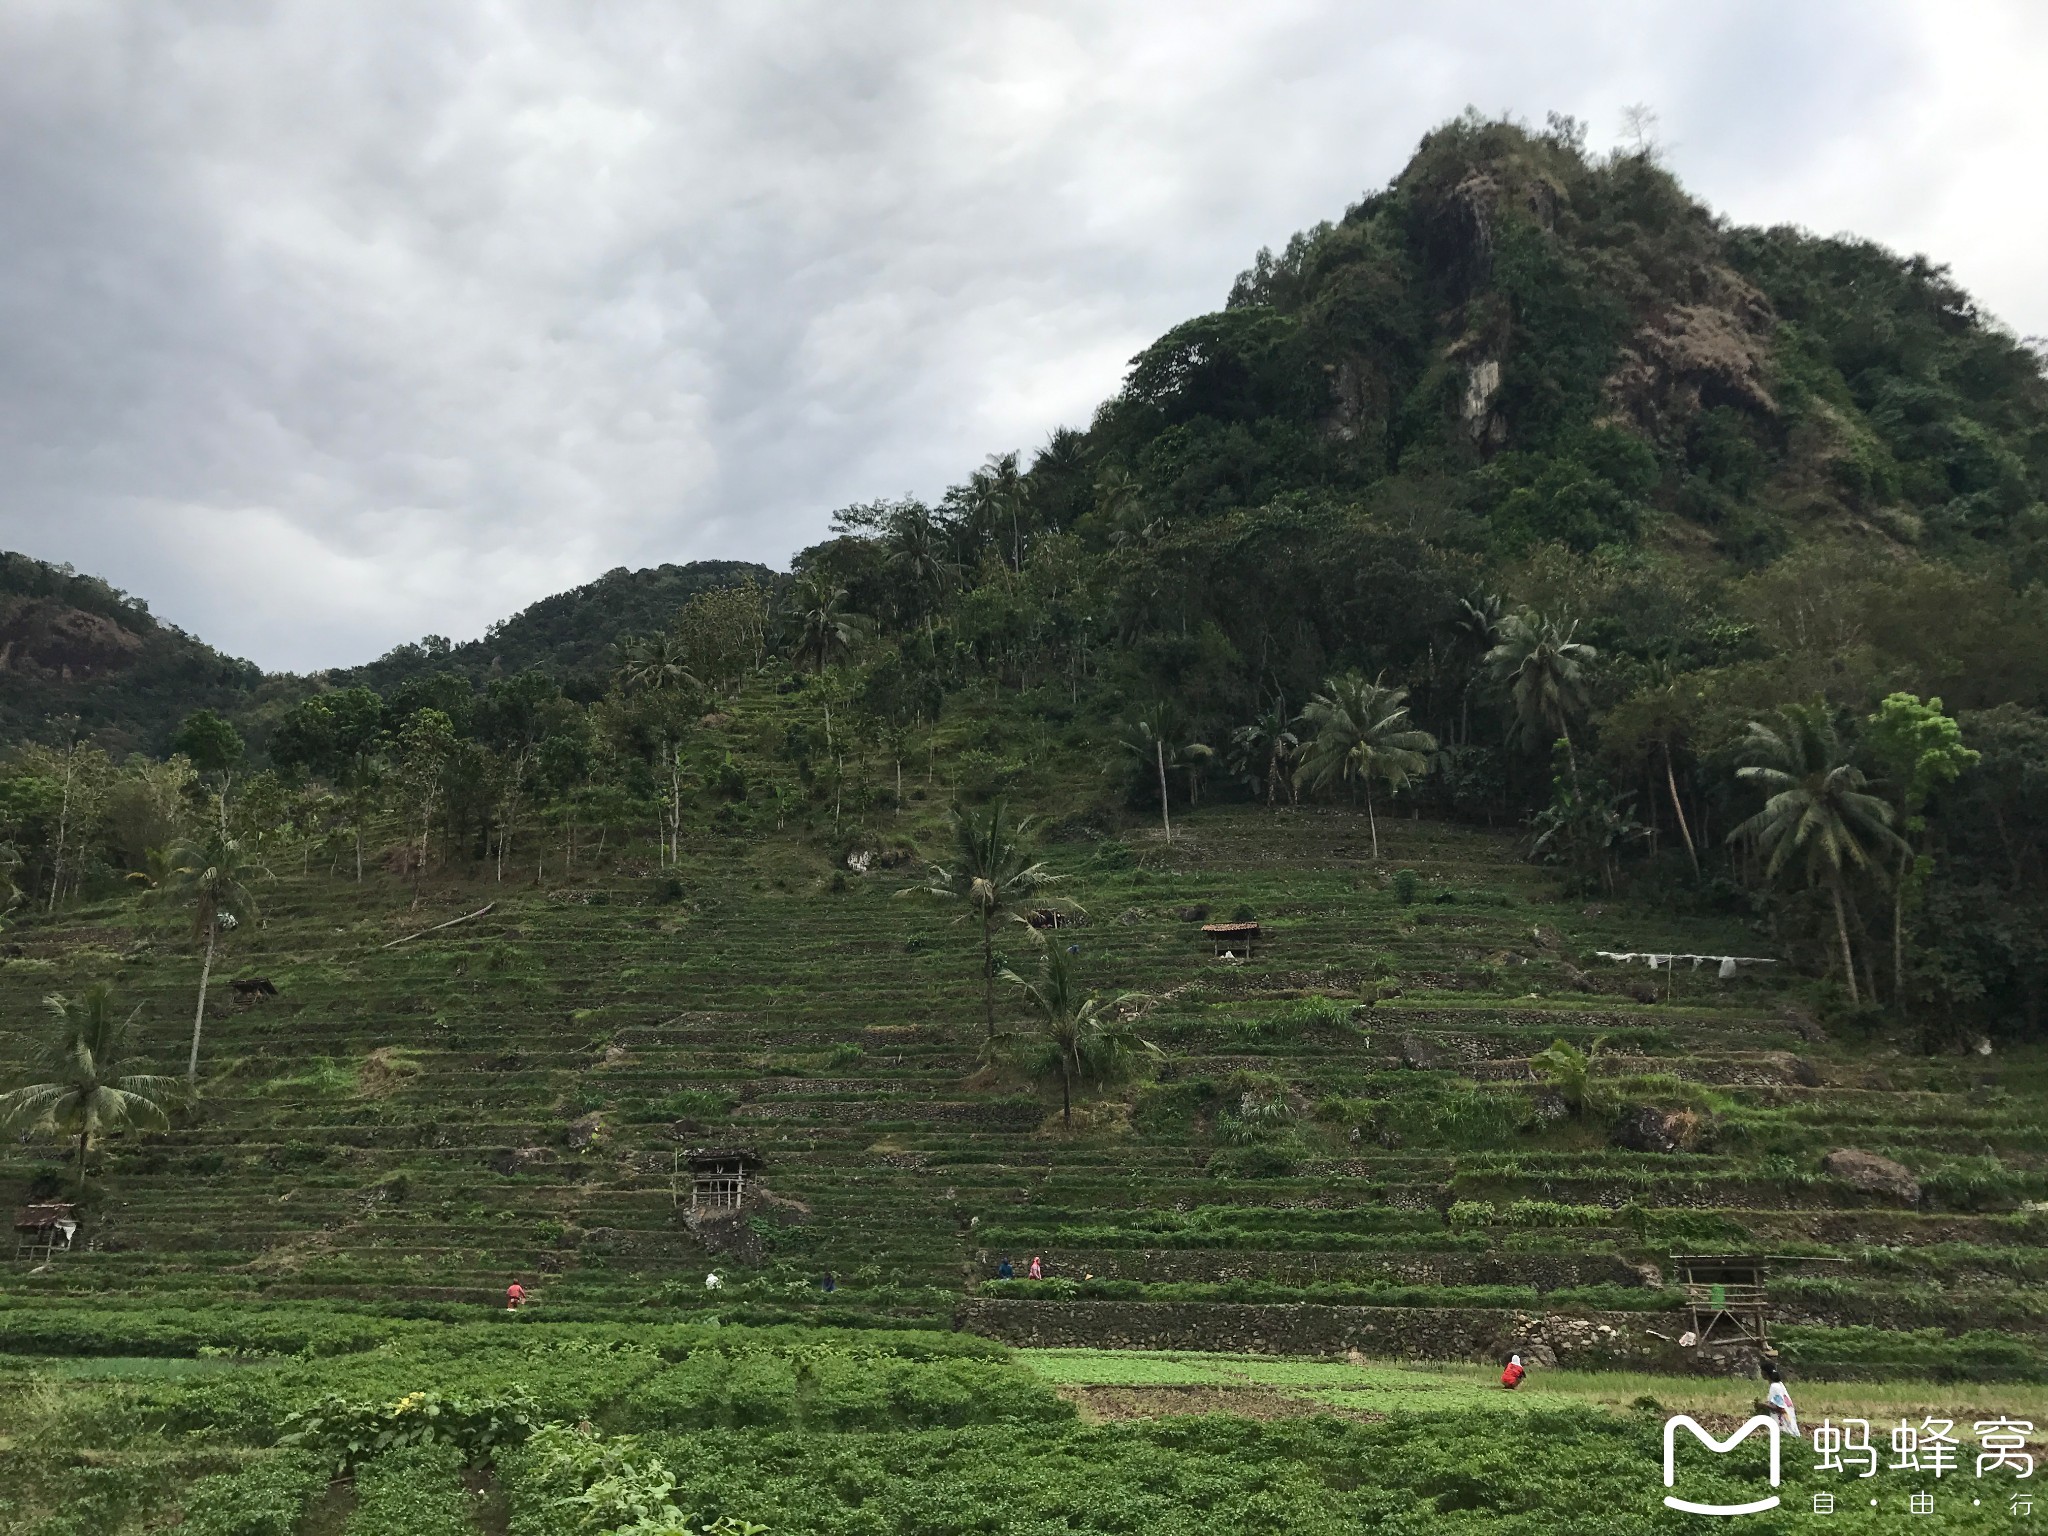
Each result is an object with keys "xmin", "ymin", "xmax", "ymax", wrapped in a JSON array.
[
  {"xmin": 0, "ymin": 552, "xmax": 265, "ymax": 756},
  {"xmin": 2, "ymin": 114, "xmax": 2046, "ymax": 1536},
  {"xmin": 332, "ymin": 559, "xmax": 780, "ymax": 698}
]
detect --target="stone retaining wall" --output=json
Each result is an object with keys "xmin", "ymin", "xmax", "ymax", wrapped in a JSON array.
[
  {"xmin": 956, "ymin": 1298, "xmax": 1699, "ymax": 1369},
  {"xmin": 974, "ymin": 1249, "xmax": 1643, "ymax": 1289}
]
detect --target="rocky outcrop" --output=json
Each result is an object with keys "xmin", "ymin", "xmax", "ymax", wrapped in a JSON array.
[
  {"xmin": 1612, "ymin": 1104, "xmax": 1709, "ymax": 1154},
  {"xmin": 1822, "ymin": 1149, "xmax": 1920, "ymax": 1205}
]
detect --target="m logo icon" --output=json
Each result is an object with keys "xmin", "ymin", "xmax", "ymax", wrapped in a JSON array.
[{"xmin": 1663, "ymin": 1415, "xmax": 1783, "ymax": 1515}]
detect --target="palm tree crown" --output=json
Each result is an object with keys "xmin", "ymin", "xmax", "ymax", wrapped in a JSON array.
[
  {"xmin": 788, "ymin": 575, "xmax": 864, "ymax": 676},
  {"xmin": 1727, "ymin": 705, "xmax": 1906, "ymax": 1005},
  {"xmin": 618, "ymin": 633, "xmax": 700, "ymax": 695},
  {"xmin": 1230, "ymin": 699, "xmax": 1300, "ymax": 807},
  {"xmin": 165, "ymin": 833, "xmax": 263, "ymax": 1081},
  {"xmin": 1485, "ymin": 609, "xmax": 1597, "ymax": 763},
  {"xmin": 900, "ymin": 799, "xmax": 1063, "ymax": 1041},
  {"xmin": 1297, "ymin": 672, "xmax": 1438, "ymax": 858},
  {"xmin": 1000, "ymin": 942, "xmax": 1144, "ymax": 1127},
  {"xmin": 0, "ymin": 984, "xmax": 174, "ymax": 1196}
]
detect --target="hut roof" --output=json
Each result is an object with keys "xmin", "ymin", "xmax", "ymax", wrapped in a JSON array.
[{"xmin": 686, "ymin": 1148, "xmax": 763, "ymax": 1171}]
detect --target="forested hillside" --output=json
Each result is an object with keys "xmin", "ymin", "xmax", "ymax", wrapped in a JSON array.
[
  {"xmin": 0, "ymin": 553, "xmax": 264, "ymax": 756},
  {"xmin": 331, "ymin": 559, "xmax": 781, "ymax": 699}
]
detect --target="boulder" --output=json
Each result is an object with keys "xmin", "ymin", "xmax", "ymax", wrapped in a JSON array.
[
  {"xmin": 566, "ymin": 1112, "xmax": 606, "ymax": 1151},
  {"xmin": 1514, "ymin": 1342, "xmax": 1559, "ymax": 1368},
  {"xmin": 490, "ymin": 1145, "xmax": 550, "ymax": 1175},
  {"xmin": 1528, "ymin": 1091, "xmax": 1571, "ymax": 1126},
  {"xmin": 1822, "ymin": 1148, "xmax": 1920, "ymax": 1204},
  {"xmin": 1400, "ymin": 1033, "xmax": 1450, "ymax": 1071},
  {"xmin": 1612, "ymin": 1104, "xmax": 1706, "ymax": 1154}
]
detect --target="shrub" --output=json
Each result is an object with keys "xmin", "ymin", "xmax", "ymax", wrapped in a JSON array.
[
  {"xmin": 176, "ymin": 1452, "xmax": 327, "ymax": 1536},
  {"xmin": 281, "ymin": 1389, "xmax": 540, "ymax": 1473},
  {"xmin": 346, "ymin": 1442, "xmax": 473, "ymax": 1536},
  {"xmin": 1392, "ymin": 869, "xmax": 1420, "ymax": 905}
]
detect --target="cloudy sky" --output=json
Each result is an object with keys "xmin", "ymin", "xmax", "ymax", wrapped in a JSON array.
[{"xmin": 3, "ymin": 1, "xmax": 2043, "ymax": 672}]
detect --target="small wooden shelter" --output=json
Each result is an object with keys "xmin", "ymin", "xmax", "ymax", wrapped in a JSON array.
[
  {"xmin": 1201, "ymin": 921, "xmax": 1260, "ymax": 958},
  {"xmin": 685, "ymin": 1149, "xmax": 761, "ymax": 1215},
  {"xmin": 1673, "ymin": 1255, "xmax": 1773, "ymax": 1347},
  {"xmin": 15, "ymin": 1202, "xmax": 79, "ymax": 1262}
]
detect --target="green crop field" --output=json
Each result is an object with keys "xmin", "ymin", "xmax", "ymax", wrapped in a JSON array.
[{"xmin": 1, "ymin": 782, "xmax": 2041, "ymax": 1532}]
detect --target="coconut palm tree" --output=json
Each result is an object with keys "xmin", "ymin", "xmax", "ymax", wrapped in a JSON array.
[
  {"xmin": 1230, "ymin": 699, "xmax": 1301, "ymax": 807},
  {"xmin": 1727, "ymin": 706, "xmax": 1907, "ymax": 1006},
  {"xmin": 1297, "ymin": 673, "xmax": 1438, "ymax": 859},
  {"xmin": 1115, "ymin": 705, "xmax": 1209, "ymax": 845},
  {"xmin": 164, "ymin": 833, "xmax": 263, "ymax": 1081},
  {"xmin": 617, "ymin": 632, "xmax": 700, "ymax": 696},
  {"xmin": 0, "ymin": 985, "xmax": 174, "ymax": 1197},
  {"xmin": 1000, "ymin": 942, "xmax": 1146, "ymax": 1127},
  {"xmin": 899, "ymin": 799, "xmax": 1063, "ymax": 1042},
  {"xmin": 1485, "ymin": 609, "xmax": 1597, "ymax": 770},
  {"xmin": 884, "ymin": 503, "xmax": 955, "ymax": 631},
  {"xmin": 1449, "ymin": 593, "xmax": 1506, "ymax": 745},
  {"xmin": 788, "ymin": 575, "xmax": 861, "ymax": 673}
]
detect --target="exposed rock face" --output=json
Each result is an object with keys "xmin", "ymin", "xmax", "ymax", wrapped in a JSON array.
[
  {"xmin": 1401, "ymin": 1033, "xmax": 1450, "ymax": 1071},
  {"xmin": 1612, "ymin": 1104, "xmax": 1707, "ymax": 1154},
  {"xmin": 1823, "ymin": 1148, "xmax": 1920, "ymax": 1204},
  {"xmin": 1462, "ymin": 358, "xmax": 1504, "ymax": 443},
  {"xmin": 566, "ymin": 1112, "xmax": 606, "ymax": 1151},
  {"xmin": 0, "ymin": 596, "xmax": 147, "ymax": 679},
  {"xmin": 490, "ymin": 1145, "xmax": 550, "ymax": 1176}
]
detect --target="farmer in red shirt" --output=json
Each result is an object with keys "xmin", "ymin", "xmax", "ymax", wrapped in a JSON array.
[
  {"xmin": 506, "ymin": 1281, "xmax": 526, "ymax": 1311},
  {"xmin": 1500, "ymin": 1353, "xmax": 1525, "ymax": 1390}
]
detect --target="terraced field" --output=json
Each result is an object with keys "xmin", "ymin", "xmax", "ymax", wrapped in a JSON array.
[{"xmin": 2, "ymin": 803, "xmax": 2043, "ymax": 1380}]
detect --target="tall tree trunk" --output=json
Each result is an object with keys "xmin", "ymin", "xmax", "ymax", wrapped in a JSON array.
[
  {"xmin": 1665, "ymin": 746, "xmax": 1699, "ymax": 876},
  {"xmin": 1893, "ymin": 847, "xmax": 1911, "ymax": 1018},
  {"xmin": 1061, "ymin": 1057, "xmax": 1072, "ymax": 1127},
  {"xmin": 1830, "ymin": 881, "xmax": 1860, "ymax": 1006},
  {"xmin": 981, "ymin": 913, "xmax": 996, "ymax": 1042},
  {"xmin": 76, "ymin": 1124, "xmax": 90, "ymax": 1198},
  {"xmin": 188, "ymin": 917, "xmax": 216, "ymax": 1081},
  {"xmin": 1155, "ymin": 742, "xmax": 1172, "ymax": 844},
  {"xmin": 48, "ymin": 750, "xmax": 73, "ymax": 913},
  {"xmin": 1366, "ymin": 779, "xmax": 1379, "ymax": 861}
]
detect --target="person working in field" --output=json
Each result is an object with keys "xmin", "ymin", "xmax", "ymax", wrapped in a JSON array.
[
  {"xmin": 1763, "ymin": 1363, "xmax": 1799, "ymax": 1436},
  {"xmin": 1029, "ymin": 1255, "xmax": 1043, "ymax": 1279},
  {"xmin": 505, "ymin": 1281, "xmax": 525, "ymax": 1311},
  {"xmin": 1499, "ymin": 1354, "xmax": 1525, "ymax": 1390}
]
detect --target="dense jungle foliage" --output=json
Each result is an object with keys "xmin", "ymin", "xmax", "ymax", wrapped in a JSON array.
[{"xmin": 5, "ymin": 112, "xmax": 2046, "ymax": 1035}]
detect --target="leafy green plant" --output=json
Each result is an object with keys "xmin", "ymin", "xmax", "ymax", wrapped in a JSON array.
[
  {"xmin": 280, "ymin": 1388, "xmax": 539, "ymax": 1473},
  {"xmin": 1529, "ymin": 1036, "xmax": 1611, "ymax": 1119}
]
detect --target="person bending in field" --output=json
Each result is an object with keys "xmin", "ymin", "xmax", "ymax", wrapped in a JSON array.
[
  {"xmin": 1500, "ymin": 1354, "xmax": 1525, "ymax": 1390},
  {"xmin": 1763, "ymin": 1363, "xmax": 1799, "ymax": 1436},
  {"xmin": 505, "ymin": 1282, "xmax": 525, "ymax": 1311},
  {"xmin": 997, "ymin": 1257, "xmax": 1014, "ymax": 1279}
]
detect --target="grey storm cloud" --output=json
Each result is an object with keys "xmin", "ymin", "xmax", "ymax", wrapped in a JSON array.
[{"xmin": 2, "ymin": 0, "xmax": 2043, "ymax": 671}]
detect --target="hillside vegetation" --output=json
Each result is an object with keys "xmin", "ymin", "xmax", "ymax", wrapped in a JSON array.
[{"xmin": 1, "ymin": 114, "xmax": 2046, "ymax": 1535}]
